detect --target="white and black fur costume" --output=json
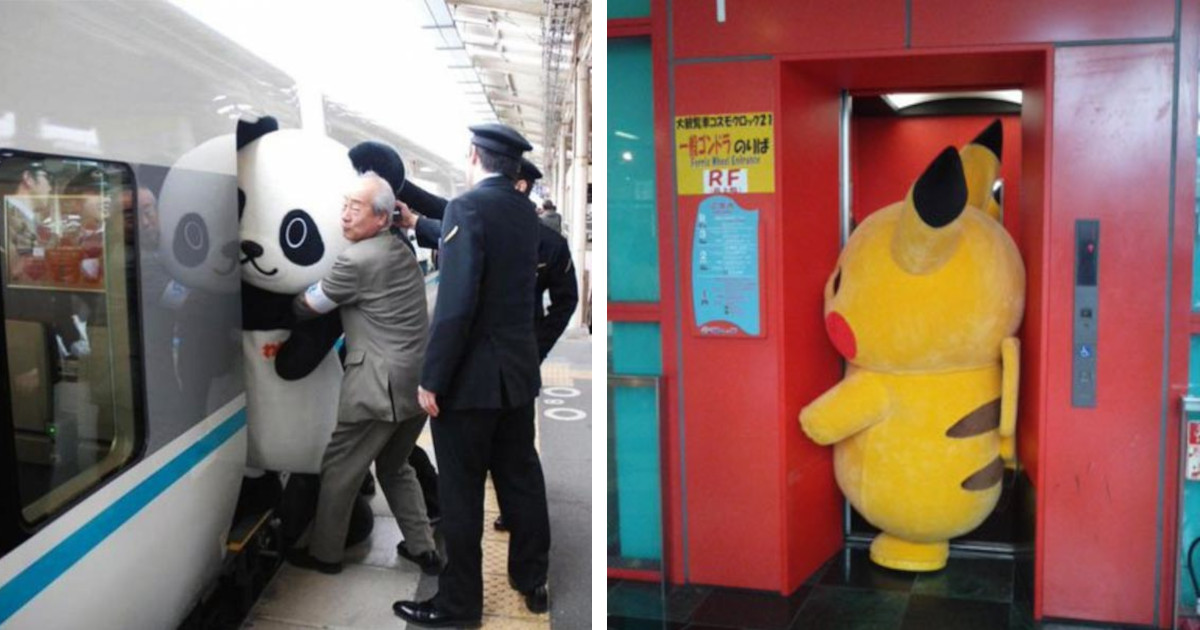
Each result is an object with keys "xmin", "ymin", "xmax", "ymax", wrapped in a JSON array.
[{"xmin": 236, "ymin": 117, "xmax": 409, "ymax": 544}]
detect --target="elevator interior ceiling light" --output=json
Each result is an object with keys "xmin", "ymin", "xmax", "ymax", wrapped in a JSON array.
[{"xmin": 882, "ymin": 90, "xmax": 1023, "ymax": 111}]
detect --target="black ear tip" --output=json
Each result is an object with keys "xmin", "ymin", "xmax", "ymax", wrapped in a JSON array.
[
  {"xmin": 913, "ymin": 147, "xmax": 967, "ymax": 228},
  {"xmin": 972, "ymin": 119, "xmax": 1003, "ymax": 159},
  {"xmin": 236, "ymin": 116, "xmax": 279, "ymax": 151},
  {"xmin": 349, "ymin": 141, "xmax": 406, "ymax": 194}
]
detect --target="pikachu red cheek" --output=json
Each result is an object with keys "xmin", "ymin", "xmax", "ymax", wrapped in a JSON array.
[{"xmin": 825, "ymin": 311, "xmax": 857, "ymax": 360}]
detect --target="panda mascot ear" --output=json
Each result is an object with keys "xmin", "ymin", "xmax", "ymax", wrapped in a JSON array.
[
  {"xmin": 349, "ymin": 141, "xmax": 406, "ymax": 194},
  {"xmin": 237, "ymin": 116, "xmax": 280, "ymax": 150}
]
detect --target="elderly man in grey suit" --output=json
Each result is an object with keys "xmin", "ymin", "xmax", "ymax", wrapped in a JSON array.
[{"xmin": 286, "ymin": 171, "xmax": 442, "ymax": 576}]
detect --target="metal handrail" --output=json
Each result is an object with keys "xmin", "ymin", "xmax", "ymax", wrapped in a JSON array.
[
  {"xmin": 1182, "ymin": 394, "xmax": 1200, "ymax": 416},
  {"xmin": 608, "ymin": 374, "xmax": 662, "ymax": 389}
]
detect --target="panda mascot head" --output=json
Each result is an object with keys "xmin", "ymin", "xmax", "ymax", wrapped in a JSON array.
[
  {"xmin": 156, "ymin": 134, "xmax": 241, "ymax": 294},
  {"xmin": 235, "ymin": 116, "xmax": 406, "ymax": 296}
]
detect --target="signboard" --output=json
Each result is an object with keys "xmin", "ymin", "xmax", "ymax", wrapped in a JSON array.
[
  {"xmin": 1188, "ymin": 420, "xmax": 1200, "ymax": 481},
  {"xmin": 675, "ymin": 112, "xmax": 775, "ymax": 196},
  {"xmin": 5, "ymin": 195, "xmax": 106, "ymax": 292},
  {"xmin": 692, "ymin": 195, "xmax": 761, "ymax": 336}
]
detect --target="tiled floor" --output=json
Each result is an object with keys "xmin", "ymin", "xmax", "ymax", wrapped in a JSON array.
[{"xmin": 607, "ymin": 547, "xmax": 1150, "ymax": 630}]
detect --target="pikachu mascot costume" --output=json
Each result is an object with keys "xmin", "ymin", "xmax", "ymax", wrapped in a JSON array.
[{"xmin": 799, "ymin": 120, "xmax": 1024, "ymax": 572}]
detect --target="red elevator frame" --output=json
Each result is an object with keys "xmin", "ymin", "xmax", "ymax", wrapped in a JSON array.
[{"xmin": 608, "ymin": 2, "xmax": 1200, "ymax": 627}]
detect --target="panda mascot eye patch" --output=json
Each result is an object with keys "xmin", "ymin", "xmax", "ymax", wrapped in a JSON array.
[
  {"xmin": 173, "ymin": 212, "xmax": 210, "ymax": 268},
  {"xmin": 279, "ymin": 209, "xmax": 324, "ymax": 266}
]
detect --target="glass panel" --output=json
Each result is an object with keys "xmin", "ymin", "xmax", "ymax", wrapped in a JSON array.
[
  {"xmin": 609, "ymin": 37, "xmax": 660, "ymax": 303},
  {"xmin": 0, "ymin": 152, "xmax": 140, "ymax": 525},
  {"xmin": 1180, "ymin": 359, "xmax": 1200, "ymax": 626},
  {"xmin": 608, "ymin": 0, "xmax": 650, "ymax": 19},
  {"xmin": 1179, "ymin": 76, "xmax": 1200, "ymax": 629},
  {"xmin": 609, "ymin": 322, "xmax": 663, "ymax": 568}
]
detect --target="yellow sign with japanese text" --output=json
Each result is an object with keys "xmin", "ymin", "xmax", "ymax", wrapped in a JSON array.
[{"xmin": 675, "ymin": 112, "xmax": 775, "ymax": 195}]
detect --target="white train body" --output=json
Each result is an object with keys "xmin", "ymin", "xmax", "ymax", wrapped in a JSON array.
[{"xmin": 0, "ymin": 3, "xmax": 456, "ymax": 628}]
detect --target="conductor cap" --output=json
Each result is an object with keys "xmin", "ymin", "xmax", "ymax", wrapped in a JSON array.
[
  {"xmin": 517, "ymin": 158, "xmax": 543, "ymax": 182},
  {"xmin": 469, "ymin": 123, "xmax": 532, "ymax": 159}
]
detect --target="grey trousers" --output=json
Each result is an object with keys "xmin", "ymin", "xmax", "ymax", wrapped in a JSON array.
[{"xmin": 309, "ymin": 414, "xmax": 436, "ymax": 563}]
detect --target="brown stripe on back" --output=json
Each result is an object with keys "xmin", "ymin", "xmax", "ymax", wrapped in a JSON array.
[
  {"xmin": 946, "ymin": 399, "xmax": 1001, "ymax": 438},
  {"xmin": 961, "ymin": 457, "xmax": 1004, "ymax": 491}
]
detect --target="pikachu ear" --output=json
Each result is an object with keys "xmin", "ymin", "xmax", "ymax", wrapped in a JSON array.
[
  {"xmin": 892, "ymin": 147, "xmax": 967, "ymax": 274},
  {"xmin": 959, "ymin": 118, "xmax": 1003, "ymax": 221}
]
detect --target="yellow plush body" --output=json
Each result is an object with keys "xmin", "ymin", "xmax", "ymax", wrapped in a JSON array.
[{"xmin": 799, "ymin": 123, "xmax": 1024, "ymax": 572}]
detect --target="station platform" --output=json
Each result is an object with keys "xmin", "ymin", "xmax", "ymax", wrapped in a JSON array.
[{"xmin": 239, "ymin": 328, "xmax": 592, "ymax": 630}]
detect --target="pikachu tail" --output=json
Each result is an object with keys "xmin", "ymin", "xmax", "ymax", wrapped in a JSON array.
[{"xmin": 959, "ymin": 119, "xmax": 1004, "ymax": 222}]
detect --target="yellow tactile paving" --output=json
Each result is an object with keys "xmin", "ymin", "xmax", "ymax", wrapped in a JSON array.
[
  {"xmin": 480, "ymin": 615, "xmax": 550, "ymax": 629},
  {"xmin": 478, "ymin": 478, "xmax": 549, "ymax": 629},
  {"xmin": 539, "ymin": 361, "xmax": 573, "ymax": 386},
  {"xmin": 482, "ymin": 572, "xmax": 543, "ymax": 620}
]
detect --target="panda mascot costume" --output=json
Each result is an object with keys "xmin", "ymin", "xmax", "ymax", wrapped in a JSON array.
[{"xmin": 236, "ymin": 116, "xmax": 409, "ymax": 546}]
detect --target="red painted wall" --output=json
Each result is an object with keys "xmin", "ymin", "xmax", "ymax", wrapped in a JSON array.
[
  {"xmin": 1040, "ymin": 43, "xmax": 1175, "ymax": 626},
  {"xmin": 851, "ymin": 115, "xmax": 1022, "ymax": 237},
  {"xmin": 673, "ymin": 1, "xmax": 905, "ymax": 60},
  {"xmin": 674, "ymin": 60, "xmax": 786, "ymax": 590},
  {"xmin": 911, "ymin": 0, "xmax": 1175, "ymax": 48},
  {"xmin": 777, "ymin": 65, "xmax": 847, "ymax": 594}
]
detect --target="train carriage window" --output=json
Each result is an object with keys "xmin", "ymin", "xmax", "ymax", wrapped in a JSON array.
[{"xmin": 0, "ymin": 151, "xmax": 142, "ymax": 527}]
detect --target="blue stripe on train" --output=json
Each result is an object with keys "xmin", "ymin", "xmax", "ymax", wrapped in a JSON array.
[{"xmin": 0, "ymin": 408, "xmax": 247, "ymax": 624}]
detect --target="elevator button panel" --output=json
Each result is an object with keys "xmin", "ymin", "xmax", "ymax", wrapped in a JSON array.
[{"xmin": 1073, "ymin": 220, "xmax": 1099, "ymax": 408}]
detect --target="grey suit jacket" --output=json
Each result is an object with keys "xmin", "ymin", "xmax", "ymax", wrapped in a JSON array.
[{"xmin": 320, "ymin": 232, "xmax": 428, "ymax": 423}]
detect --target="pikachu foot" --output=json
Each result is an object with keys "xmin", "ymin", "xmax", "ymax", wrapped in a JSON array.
[{"xmin": 869, "ymin": 533, "xmax": 948, "ymax": 572}]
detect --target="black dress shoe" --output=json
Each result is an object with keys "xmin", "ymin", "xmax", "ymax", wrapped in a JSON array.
[
  {"xmin": 392, "ymin": 599, "xmax": 480, "ymax": 628},
  {"xmin": 286, "ymin": 548, "xmax": 342, "ymax": 575},
  {"xmin": 396, "ymin": 542, "xmax": 446, "ymax": 576},
  {"xmin": 507, "ymin": 578, "xmax": 549, "ymax": 614},
  {"xmin": 493, "ymin": 514, "xmax": 507, "ymax": 531},
  {"xmin": 520, "ymin": 584, "xmax": 549, "ymax": 614}
]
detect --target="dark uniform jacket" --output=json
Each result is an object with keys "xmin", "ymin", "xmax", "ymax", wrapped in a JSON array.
[
  {"xmin": 420, "ymin": 175, "xmax": 541, "ymax": 410},
  {"xmin": 404, "ymin": 183, "xmax": 578, "ymax": 361}
]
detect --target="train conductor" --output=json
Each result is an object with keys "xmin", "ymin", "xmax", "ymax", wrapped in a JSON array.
[
  {"xmin": 397, "ymin": 157, "xmax": 579, "ymax": 363},
  {"xmin": 394, "ymin": 124, "xmax": 550, "ymax": 628}
]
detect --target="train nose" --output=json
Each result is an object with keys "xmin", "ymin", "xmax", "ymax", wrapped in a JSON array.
[
  {"xmin": 825, "ymin": 312, "xmax": 857, "ymax": 360},
  {"xmin": 240, "ymin": 240, "xmax": 263, "ymax": 259}
]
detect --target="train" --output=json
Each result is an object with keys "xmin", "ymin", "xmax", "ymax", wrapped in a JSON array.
[{"xmin": 0, "ymin": 2, "xmax": 459, "ymax": 627}]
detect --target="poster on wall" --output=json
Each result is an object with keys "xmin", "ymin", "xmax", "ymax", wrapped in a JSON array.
[
  {"xmin": 675, "ymin": 111, "xmax": 774, "ymax": 196},
  {"xmin": 1188, "ymin": 420, "xmax": 1200, "ymax": 481},
  {"xmin": 4, "ymin": 195, "xmax": 106, "ymax": 292},
  {"xmin": 692, "ymin": 195, "xmax": 762, "ymax": 337}
]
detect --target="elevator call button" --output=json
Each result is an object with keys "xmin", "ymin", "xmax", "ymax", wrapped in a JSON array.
[{"xmin": 1072, "ymin": 220, "xmax": 1099, "ymax": 408}]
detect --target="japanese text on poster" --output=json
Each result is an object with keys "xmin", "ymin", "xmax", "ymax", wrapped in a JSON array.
[
  {"xmin": 5, "ymin": 195, "xmax": 106, "ymax": 292},
  {"xmin": 675, "ymin": 112, "xmax": 774, "ymax": 195},
  {"xmin": 692, "ymin": 195, "xmax": 761, "ymax": 336}
]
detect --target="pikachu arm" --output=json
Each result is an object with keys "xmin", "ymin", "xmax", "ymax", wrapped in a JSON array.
[
  {"xmin": 799, "ymin": 370, "xmax": 890, "ymax": 446},
  {"xmin": 999, "ymin": 337, "xmax": 1020, "ymax": 464}
]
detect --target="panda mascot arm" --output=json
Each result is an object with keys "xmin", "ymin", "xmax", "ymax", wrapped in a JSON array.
[
  {"xmin": 398, "ymin": 178, "xmax": 449, "ymax": 220},
  {"xmin": 274, "ymin": 311, "xmax": 344, "ymax": 380}
]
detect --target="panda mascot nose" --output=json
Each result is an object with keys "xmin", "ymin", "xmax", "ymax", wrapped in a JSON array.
[{"xmin": 241, "ymin": 240, "xmax": 264, "ymax": 259}]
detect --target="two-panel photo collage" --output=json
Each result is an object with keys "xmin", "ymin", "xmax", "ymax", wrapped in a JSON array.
[{"xmin": 0, "ymin": 1, "xmax": 1199, "ymax": 629}]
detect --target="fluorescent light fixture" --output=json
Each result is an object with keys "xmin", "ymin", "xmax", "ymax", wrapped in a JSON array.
[
  {"xmin": 614, "ymin": 130, "xmax": 639, "ymax": 140},
  {"xmin": 882, "ymin": 89, "xmax": 1023, "ymax": 111}
]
